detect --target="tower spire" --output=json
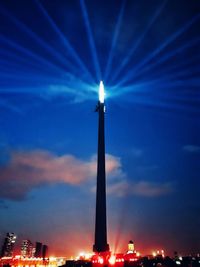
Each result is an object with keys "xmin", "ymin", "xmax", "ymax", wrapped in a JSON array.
[{"xmin": 93, "ymin": 81, "xmax": 109, "ymax": 253}]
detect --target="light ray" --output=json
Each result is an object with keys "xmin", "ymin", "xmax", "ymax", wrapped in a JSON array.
[
  {"xmin": 0, "ymin": 6, "xmax": 83, "ymax": 77},
  {"xmin": 117, "ymin": 13, "xmax": 200, "ymax": 86},
  {"xmin": 0, "ymin": 34, "xmax": 92, "ymax": 94},
  {"xmin": 138, "ymin": 53, "xmax": 200, "ymax": 82},
  {"xmin": 0, "ymin": 67, "xmax": 91, "ymax": 88},
  {"xmin": 149, "ymin": 65, "xmax": 200, "ymax": 83},
  {"xmin": 110, "ymin": 0, "xmax": 167, "ymax": 83},
  {"xmin": 104, "ymin": 0, "xmax": 126, "ymax": 82},
  {"xmin": 35, "ymin": 0, "xmax": 94, "ymax": 83},
  {"xmin": 80, "ymin": 0, "xmax": 101, "ymax": 81},
  {"xmin": 131, "ymin": 37, "xmax": 200, "ymax": 81},
  {"xmin": 0, "ymin": 59, "xmax": 98, "ymax": 103},
  {"xmin": 0, "ymin": 48, "xmax": 54, "ymax": 73},
  {"xmin": 0, "ymin": 34, "xmax": 64, "ymax": 74},
  {"xmin": 0, "ymin": 60, "xmax": 42, "ymax": 75},
  {"xmin": 0, "ymin": 1, "xmax": 199, "ymax": 113},
  {"xmin": 134, "ymin": 65, "xmax": 200, "ymax": 86},
  {"xmin": 107, "ymin": 71, "xmax": 200, "ymax": 101},
  {"xmin": 113, "ymin": 85, "xmax": 200, "ymax": 116},
  {"xmin": 0, "ymin": 49, "xmax": 69, "ymax": 79}
]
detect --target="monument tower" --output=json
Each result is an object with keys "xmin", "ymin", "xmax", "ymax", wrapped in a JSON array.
[{"xmin": 93, "ymin": 81, "xmax": 110, "ymax": 253}]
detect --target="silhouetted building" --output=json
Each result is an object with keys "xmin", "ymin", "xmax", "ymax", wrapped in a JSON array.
[
  {"xmin": 93, "ymin": 82, "xmax": 109, "ymax": 253},
  {"xmin": 1, "ymin": 233, "xmax": 17, "ymax": 257},
  {"xmin": 42, "ymin": 244, "xmax": 48, "ymax": 259},
  {"xmin": 21, "ymin": 239, "xmax": 33, "ymax": 258},
  {"xmin": 34, "ymin": 242, "xmax": 42, "ymax": 258}
]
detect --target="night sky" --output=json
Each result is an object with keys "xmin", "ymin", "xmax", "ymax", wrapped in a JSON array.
[{"xmin": 0, "ymin": 0, "xmax": 200, "ymax": 258}]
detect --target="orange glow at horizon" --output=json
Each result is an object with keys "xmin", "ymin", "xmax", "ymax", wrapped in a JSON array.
[{"xmin": 45, "ymin": 231, "xmax": 168, "ymax": 259}]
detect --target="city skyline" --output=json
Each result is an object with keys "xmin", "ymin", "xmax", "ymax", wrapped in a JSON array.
[{"xmin": 0, "ymin": 0, "xmax": 199, "ymax": 257}]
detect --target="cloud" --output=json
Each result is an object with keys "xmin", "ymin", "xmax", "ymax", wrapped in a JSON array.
[
  {"xmin": 183, "ymin": 145, "xmax": 200, "ymax": 153},
  {"xmin": 0, "ymin": 149, "xmax": 120, "ymax": 201},
  {"xmin": 107, "ymin": 180, "xmax": 173, "ymax": 197},
  {"xmin": 48, "ymin": 75, "xmax": 98, "ymax": 103},
  {"xmin": 0, "ymin": 149, "xmax": 173, "ymax": 201}
]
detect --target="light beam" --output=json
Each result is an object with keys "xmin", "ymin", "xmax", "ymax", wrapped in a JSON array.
[
  {"xmin": 34, "ymin": 0, "xmax": 94, "ymax": 83},
  {"xmin": 110, "ymin": 0, "xmax": 167, "ymax": 83},
  {"xmin": 80, "ymin": 0, "xmax": 102, "ymax": 81},
  {"xmin": 104, "ymin": 0, "xmax": 126, "ymax": 81},
  {"xmin": 116, "ymin": 13, "xmax": 200, "ymax": 86}
]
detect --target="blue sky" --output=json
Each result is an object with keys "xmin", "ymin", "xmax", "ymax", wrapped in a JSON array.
[{"xmin": 0, "ymin": 0, "xmax": 199, "ymax": 257}]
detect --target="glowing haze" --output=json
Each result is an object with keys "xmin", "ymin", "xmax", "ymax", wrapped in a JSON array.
[{"xmin": 0, "ymin": 0, "xmax": 199, "ymax": 258}]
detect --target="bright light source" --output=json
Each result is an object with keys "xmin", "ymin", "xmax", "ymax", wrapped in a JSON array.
[
  {"xmin": 49, "ymin": 256, "xmax": 56, "ymax": 261},
  {"xmin": 15, "ymin": 255, "xmax": 21, "ymax": 259},
  {"xmin": 98, "ymin": 257, "xmax": 104, "ymax": 264},
  {"xmin": 79, "ymin": 252, "xmax": 84, "ymax": 257},
  {"xmin": 109, "ymin": 255, "xmax": 116, "ymax": 265},
  {"xmin": 99, "ymin": 81, "xmax": 105, "ymax": 103},
  {"xmin": 152, "ymin": 252, "xmax": 156, "ymax": 257}
]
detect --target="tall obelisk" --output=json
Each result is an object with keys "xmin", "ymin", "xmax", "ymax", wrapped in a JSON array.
[{"xmin": 93, "ymin": 81, "xmax": 110, "ymax": 253}]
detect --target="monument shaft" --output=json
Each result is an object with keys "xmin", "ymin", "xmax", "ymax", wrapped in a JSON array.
[{"xmin": 93, "ymin": 100, "xmax": 109, "ymax": 253}]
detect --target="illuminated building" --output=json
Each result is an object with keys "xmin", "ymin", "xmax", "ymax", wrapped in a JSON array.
[
  {"xmin": 21, "ymin": 240, "xmax": 33, "ymax": 258},
  {"xmin": 0, "ymin": 232, "xmax": 17, "ymax": 257},
  {"xmin": 32, "ymin": 247, "xmax": 36, "ymax": 257},
  {"xmin": 34, "ymin": 242, "xmax": 42, "ymax": 258},
  {"xmin": 93, "ymin": 81, "xmax": 110, "ymax": 253},
  {"xmin": 127, "ymin": 240, "xmax": 134, "ymax": 253}
]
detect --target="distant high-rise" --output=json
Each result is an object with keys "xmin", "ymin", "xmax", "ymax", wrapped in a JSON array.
[
  {"xmin": 1, "ymin": 233, "xmax": 17, "ymax": 257},
  {"xmin": 42, "ymin": 245, "xmax": 48, "ymax": 259},
  {"xmin": 21, "ymin": 240, "xmax": 33, "ymax": 258},
  {"xmin": 34, "ymin": 242, "xmax": 42, "ymax": 258},
  {"xmin": 93, "ymin": 81, "xmax": 109, "ymax": 253}
]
